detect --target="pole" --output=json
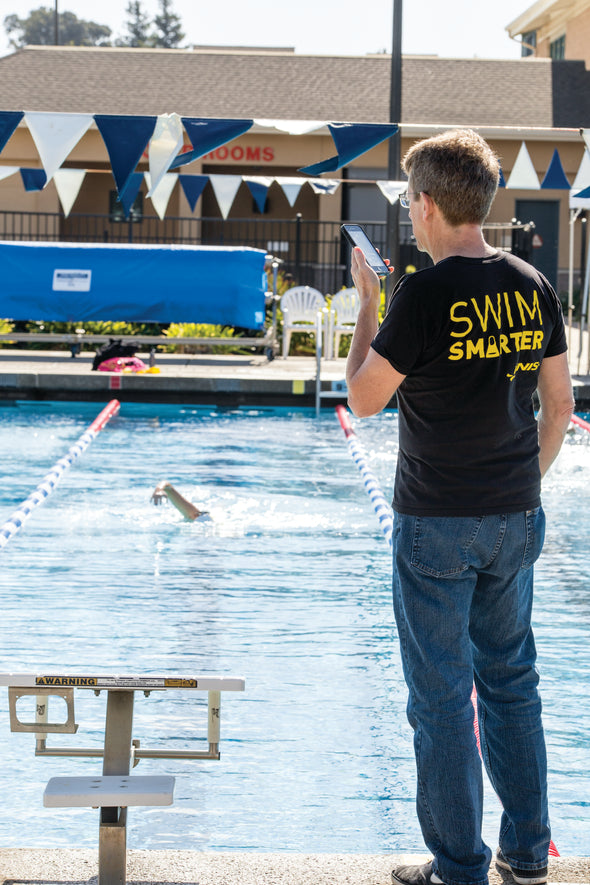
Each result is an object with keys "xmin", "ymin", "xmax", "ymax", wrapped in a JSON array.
[
  {"xmin": 54, "ymin": 0, "xmax": 59, "ymax": 45},
  {"xmin": 386, "ymin": 0, "xmax": 403, "ymax": 285}
]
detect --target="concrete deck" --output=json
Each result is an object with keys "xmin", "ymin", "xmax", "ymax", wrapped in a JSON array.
[
  {"xmin": 0, "ymin": 349, "xmax": 348, "ymax": 407},
  {"xmin": 0, "ymin": 850, "xmax": 588, "ymax": 885},
  {"xmin": 0, "ymin": 348, "xmax": 589, "ymax": 408}
]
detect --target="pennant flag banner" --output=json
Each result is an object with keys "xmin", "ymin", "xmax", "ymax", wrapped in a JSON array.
[
  {"xmin": 506, "ymin": 142, "xmax": 540, "ymax": 189},
  {"xmin": 117, "ymin": 171, "xmax": 144, "ymax": 218},
  {"xmin": 299, "ymin": 122, "xmax": 399, "ymax": 175},
  {"xmin": 95, "ymin": 113, "xmax": 157, "ymax": 197},
  {"xmin": 20, "ymin": 167, "xmax": 47, "ymax": 191},
  {"xmin": 376, "ymin": 180, "xmax": 407, "ymax": 204},
  {"xmin": 0, "ymin": 111, "xmax": 23, "ymax": 154},
  {"xmin": 144, "ymin": 171, "xmax": 178, "ymax": 220},
  {"xmin": 208, "ymin": 174, "xmax": 243, "ymax": 219},
  {"xmin": 170, "ymin": 117, "xmax": 253, "ymax": 169},
  {"xmin": 24, "ymin": 111, "xmax": 93, "ymax": 184},
  {"xmin": 53, "ymin": 168, "xmax": 86, "ymax": 217},
  {"xmin": 541, "ymin": 148, "xmax": 570, "ymax": 189},
  {"xmin": 244, "ymin": 176, "xmax": 273, "ymax": 213},
  {"xmin": 5, "ymin": 113, "xmax": 590, "ymax": 220},
  {"xmin": 147, "ymin": 113, "xmax": 184, "ymax": 196},
  {"xmin": 178, "ymin": 174, "xmax": 208, "ymax": 211}
]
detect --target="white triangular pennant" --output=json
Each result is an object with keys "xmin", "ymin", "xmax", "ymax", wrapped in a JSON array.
[
  {"xmin": 308, "ymin": 178, "xmax": 340, "ymax": 195},
  {"xmin": 209, "ymin": 174, "xmax": 243, "ymax": 219},
  {"xmin": 147, "ymin": 113, "xmax": 184, "ymax": 197},
  {"xmin": 53, "ymin": 168, "xmax": 86, "ymax": 217},
  {"xmin": 572, "ymin": 149, "xmax": 590, "ymax": 190},
  {"xmin": 24, "ymin": 111, "xmax": 93, "ymax": 184},
  {"xmin": 274, "ymin": 176, "xmax": 305, "ymax": 207},
  {"xmin": 144, "ymin": 171, "xmax": 177, "ymax": 220},
  {"xmin": 376, "ymin": 180, "xmax": 407, "ymax": 205},
  {"xmin": 243, "ymin": 175, "xmax": 273, "ymax": 187},
  {"xmin": 0, "ymin": 166, "xmax": 19, "ymax": 182},
  {"xmin": 506, "ymin": 142, "xmax": 540, "ymax": 189},
  {"xmin": 582, "ymin": 130, "xmax": 590, "ymax": 155},
  {"xmin": 254, "ymin": 119, "xmax": 327, "ymax": 135}
]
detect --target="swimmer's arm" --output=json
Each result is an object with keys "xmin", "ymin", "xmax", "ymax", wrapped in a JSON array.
[
  {"xmin": 151, "ymin": 482, "xmax": 203, "ymax": 520},
  {"xmin": 536, "ymin": 352, "xmax": 575, "ymax": 478}
]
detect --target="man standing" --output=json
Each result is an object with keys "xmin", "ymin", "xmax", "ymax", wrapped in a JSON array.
[{"xmin": 346, "ymin": 129, "xmax": 574, "ymax": 885}]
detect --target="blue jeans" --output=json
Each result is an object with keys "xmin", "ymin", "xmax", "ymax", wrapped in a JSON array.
[{"xmin": 391, "ymin": 509, "xmax": 550, "ymax": 885}]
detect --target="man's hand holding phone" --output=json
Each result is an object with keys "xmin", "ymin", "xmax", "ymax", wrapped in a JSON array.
[{"xmin": 341, "ymin": 223, "xmax": 392, "ymax": 277}]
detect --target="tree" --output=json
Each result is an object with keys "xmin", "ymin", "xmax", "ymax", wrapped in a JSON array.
[
  {"xmin": 116, "ymin": 1, "xmax": 153, "ymax": 48},
  {"xmin": 151, "ymin": 0, "xmax": 185, "ymax": 49},
  {"xmin": 4, "ymin": 7, "xmax": 111, "ymax": 48}
]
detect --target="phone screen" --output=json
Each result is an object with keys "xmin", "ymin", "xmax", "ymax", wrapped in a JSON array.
[{"xmin": 341, "ymin": 224, "xmax": 389, "ymax": 276}]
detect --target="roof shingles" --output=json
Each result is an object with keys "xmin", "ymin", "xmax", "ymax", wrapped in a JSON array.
[{"xmin": 0, "ymin": 46, "xmax": 588, "ymax": 128}]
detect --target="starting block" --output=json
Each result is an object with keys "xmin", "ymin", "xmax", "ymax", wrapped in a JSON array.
[{"xmin": 0, "ymin": 672, "xmax": 244, "ymax": 885}]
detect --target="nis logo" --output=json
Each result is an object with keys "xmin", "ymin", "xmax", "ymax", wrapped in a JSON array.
[{"xmin": 506, "ymin": 361, "xmax": 540, "ymax": 381}]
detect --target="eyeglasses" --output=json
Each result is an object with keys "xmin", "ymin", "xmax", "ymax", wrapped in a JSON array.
[{"xmin": 399, "ymin": 191, "xmax": 421, "ymax": 208}]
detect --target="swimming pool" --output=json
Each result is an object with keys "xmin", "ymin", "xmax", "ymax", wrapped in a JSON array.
[{"xmin": 0, "ymin": 402, "xmax": 588, "ymax": 855}]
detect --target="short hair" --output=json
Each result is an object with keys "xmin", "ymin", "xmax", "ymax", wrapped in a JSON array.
[{"xmin": 402, "ymin": 129, "xmax": 500, "ymax": 226}]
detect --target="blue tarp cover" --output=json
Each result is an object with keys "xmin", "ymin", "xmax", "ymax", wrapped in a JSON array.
[{"xmin": 0, "ymin": 242, "xmax": 268, "ymax": 328}]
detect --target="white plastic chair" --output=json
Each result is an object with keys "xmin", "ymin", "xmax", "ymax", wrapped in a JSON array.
[
  {"xmin": 330, "ymin": 287, "xmax": 360, "ymax": 357},
  {"xmin": 280, "ymin": 286, "xmax": 325, "ymax": 358}
]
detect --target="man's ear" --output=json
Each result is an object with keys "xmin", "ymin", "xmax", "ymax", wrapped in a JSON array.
[{"xmin": 421, "ymin": 191, "xmax": 436, "ymax": 219}]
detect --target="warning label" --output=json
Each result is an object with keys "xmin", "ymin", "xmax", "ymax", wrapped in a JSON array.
[
  {"xmin": 35, "ymin": 675, "xmax": 200, "ymax": 689},
  {"xmin": 52, "ymin": 269, "xmax": 92, "ymax": 292}
]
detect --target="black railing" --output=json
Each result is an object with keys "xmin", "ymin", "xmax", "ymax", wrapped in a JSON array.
[{"xmin": 0, "ymin": 210, "xmax": 534, "ymax": 294}]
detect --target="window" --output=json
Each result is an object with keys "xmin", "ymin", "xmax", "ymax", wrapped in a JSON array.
[
  {"xmin": 550, "ymin": 34, "xmax": 565, "ymax": 59},
  {"xmin": 521, "ymin": 30, "xmax": 536, "ymax": 57},
  {"xmin": 109, "ymin": 189, "xmax": 143, "ymax": 223}
]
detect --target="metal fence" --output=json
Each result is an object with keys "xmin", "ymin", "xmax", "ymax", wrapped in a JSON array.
[{"xmin": 0, "ymin": 210, "xmax": 535, "ymax": 295}]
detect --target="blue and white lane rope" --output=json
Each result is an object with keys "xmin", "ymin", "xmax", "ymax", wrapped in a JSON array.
[
  {"xmin": 0, "ymin": 399, "xmax": 120, "ymax": 551},
  {"xmin": 335, "ymin": 404, "xmax": 393, "ymax": 549}
]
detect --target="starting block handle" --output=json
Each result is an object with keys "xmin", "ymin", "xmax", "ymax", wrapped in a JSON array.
[
  {"xmin": 8, "ymin": 687, "xmax": 78, "ymax": 735},
  {"xmin": 208, "ymin": 690, "xmax": 221, "ymax": 750},
  {"xmin": 36, "ymin": 693, "xmax": 48, "ymax": 747}
]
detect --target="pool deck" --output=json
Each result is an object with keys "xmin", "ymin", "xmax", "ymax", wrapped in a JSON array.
[
  {"xmin": 0, "ymin": 850, "xmax": 588, "ymax": 885},
  {"xmin": 0, "ymin": 344, "xmax": 590, "ymax": 408}
]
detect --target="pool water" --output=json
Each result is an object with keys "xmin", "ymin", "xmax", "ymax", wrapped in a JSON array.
[{"xmin": 0, "ymin": 402, "xmax": 588, "ymax": 855}]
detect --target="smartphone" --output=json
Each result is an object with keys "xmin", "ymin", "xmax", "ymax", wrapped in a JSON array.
[{"xmin": 341, "ymin": 223, "xmax": 389, "ymax": 276}]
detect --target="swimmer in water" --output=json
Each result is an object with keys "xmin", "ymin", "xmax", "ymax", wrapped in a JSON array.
[{"xmin": 151, "ymin": 481, "xmax": 208, "ymax": 521}]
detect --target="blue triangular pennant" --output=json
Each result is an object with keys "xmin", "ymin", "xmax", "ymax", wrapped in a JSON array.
[
  {"xmin": 94, "ymin": 114, "xmax": 156, "ymax": 196},
  {"xmin": 299, "ymin": 122, "xmax": 398, "ymax": 175},
  {"xmin": 0, "ymin": 111, "xmax": 23, "ymax": 155},
  {"xmin": 541, "ymin": 149, "xmax": 571, "ymax": 189},
  {"xmin": 178, "ymin": 174, "xmax": 209, "ymax": 211},
  {"xmin": 20, "ymin": 167, "xmax": 47, "ymax": 191},
  {"xmin": 244, "ymin": 177, "xmax": 271, "ymax": 213},
  {"xmin": 170, "ymin": 118, "xmax": 253, "ymax": 169},
  {"xmin": 499, "ymin": 167, "xmax": 506, "ymax": 188},
  {"xmin": 118, "ymin": 172, "xmax": 144, "ymax": 218}
]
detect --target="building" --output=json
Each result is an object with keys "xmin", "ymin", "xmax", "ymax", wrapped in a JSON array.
[
  {"xmin": 0, "ymin": 45, "xmax": 590, "ymax": 295},
  {"xmin": 507, "ymin": 0, "xmax": 590, "ymax": 63}
]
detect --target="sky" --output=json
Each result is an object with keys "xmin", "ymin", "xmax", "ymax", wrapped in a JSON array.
[{"xmin": 0, "ymin": 0, "xmax": 535, "ymax": 60}]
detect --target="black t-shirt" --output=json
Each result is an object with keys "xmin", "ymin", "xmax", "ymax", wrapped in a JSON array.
[{"xmin": 371, "ymin": 250, "xmax": 567, "ymax": 517}]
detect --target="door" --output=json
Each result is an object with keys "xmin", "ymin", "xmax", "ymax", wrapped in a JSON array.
[{"xmin": 515, "ymin": 199, "xmax": 559, "ymax": 289}]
